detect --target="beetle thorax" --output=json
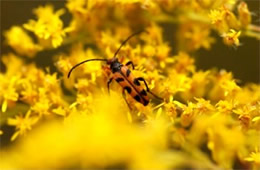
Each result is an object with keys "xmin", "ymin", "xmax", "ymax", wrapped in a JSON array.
[{"xmin": 110, "ymin": 60, "xmax": 122, "ymax": 73}]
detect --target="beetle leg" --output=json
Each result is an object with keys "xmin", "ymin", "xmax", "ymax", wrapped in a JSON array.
[
  {"xmin": 125, "ymin": 61, "xmax": 135, "ymax": 70},
  {"xmin": 136, "ymin": 77, "xmax": 163, "ymax": 100},
  {"xmin": 107, "ymin": 77, "xmax": 113, "ymax": 94},
  {"xmin": 122, "ymin": 89, "xmax": 132, "ymax": 110}
]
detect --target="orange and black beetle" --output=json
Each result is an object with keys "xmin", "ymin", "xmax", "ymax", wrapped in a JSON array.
[{"xmin": 68, "ymin": 30, "xmax": 161, "ymax": 107}]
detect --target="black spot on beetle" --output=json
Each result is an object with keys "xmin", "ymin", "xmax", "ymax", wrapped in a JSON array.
[
  {"xmin": 133, "ymin": 79, "xmax": 140, "ymax": 86},
  {"xmin": 143, "ymin": 99, "xmax": 149, "ymax": 106},
  {"xmin": 116, "ymin": 77, "xmax": 124, "ymax": 82},
  {"xmin": 134, "ymin": 95, "xmax": 141, "ymax": 102},
  {"xmin": 126, "ymin": 69, "xmax": 131, "ymax": 77},
  {"xmin": 125, "ymin": 86, "xmax": 132, "ymax": 94},
  {"xmin": 140, "ymin": 89, "xmax": 147, "ymax": 96}
]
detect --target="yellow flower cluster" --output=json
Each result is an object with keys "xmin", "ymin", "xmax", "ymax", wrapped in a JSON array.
[{"xmin": 1, "ymin": 0, "xmax": 259, "ymax": 169}]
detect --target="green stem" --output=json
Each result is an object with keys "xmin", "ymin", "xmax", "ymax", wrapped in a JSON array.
[
  {"xmin": 148, "ymin": 13, "xmax": 179, "ymax": 23},
  {"xmin": 244, "ymin": 31, "xmax": 260, "ymax": 40},
  {"xmin": 150, "ymin": 11, "xmax": 211, "ymax": 24},
  {"xmin": 249, "ymin": 25, "xmax": 260, "ymax": 32}
]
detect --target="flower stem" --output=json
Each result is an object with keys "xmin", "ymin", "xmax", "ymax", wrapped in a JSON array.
[{"xmin": 244, "ymin": 30, "xmax": 260, "ymax": 40}]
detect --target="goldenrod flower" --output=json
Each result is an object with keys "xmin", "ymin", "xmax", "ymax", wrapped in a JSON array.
[
  {"xmin": 4, "ymin": 26, "xmax": 42, "ymax": 57},
  {"xmin": 173, "ymin": 52, "xmax": 195, "ymax": 74},
  {"xmin": 245, "ymin": 148, "xmax": 260, "ymax": 170},
  {"xmin": 207, "ymin": 125, "xmax": 244, "ymax": 169},
  {"xmin": 209, "ymin": 9, "xmax": 224, "ymax": 25},
  {"xmin": 216, "ymin": 100, "xmax": 234, "ymax": 114},
  {"xmin": 238, "ymin": 1, "xmax": 251, "ymax": 28},
  {"xmin": 23, "ymin": 5, "xmax": 73, "ymax": 48},
  {"xmin": 7, "ymin": 110, "xmax": 39, "ymax": 141},
  {"xmin": 182, "ymin": 24, "xmax": 215, "ymax": 51},
  {"xmin": 223, "ymin": 29, "xmax": 241, "ymax": 46},
  {"xmin": 161, "ymin": 71, "xmax": 191, "ymax": 98},
  {"xmin": 1, "ymin": 76, "xmax": 19, "ymax": 113}
]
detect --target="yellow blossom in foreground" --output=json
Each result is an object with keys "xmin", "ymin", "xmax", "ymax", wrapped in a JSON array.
[
  {"xmin": 7, "ymin": 110, "xmax": 39, "ymax": 141},
  {"xmin": 188, "ymin": 114, "xmax": 245, "ymax": 169},
  {"xmin": 245, "ymin": 148, "xmax": 260, "ymax": 164},
  {"xmin": 1, "ymin": 93, "xmax": 173, "ymax": 169},
  {"xmin": 207, "ymin": 125, "xmax": 244, "ymax": 169}
]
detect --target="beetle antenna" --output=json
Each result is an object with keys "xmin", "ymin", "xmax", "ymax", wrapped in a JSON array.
[
  {"xmin": 113, "ymin": 30, "xmax": 146, "ymax": 59},
  {"xmin": 67, "ymin": 59, "xmax": 107, "ymax": 78}
]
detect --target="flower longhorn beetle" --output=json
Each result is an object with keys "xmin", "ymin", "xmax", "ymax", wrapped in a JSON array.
[{"xmin": 67, "ymin": 30, "xmax": 162, "ymax": 107}]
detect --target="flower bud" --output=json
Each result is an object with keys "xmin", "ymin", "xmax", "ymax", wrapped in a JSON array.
[{"xmin": 238, "ymin": 2, "xmax": 251, "ymax": 28}]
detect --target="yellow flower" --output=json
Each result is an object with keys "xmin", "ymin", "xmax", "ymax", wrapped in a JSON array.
[
  {"xmin": 156, "ymin": 43, "xmax": 172, "ymax": 68},
  {"xmin": 114, "ymin": 0, "xmax": 143, "ymax": 5},
  {"xmin": 235, "ymin": 84, "xmax": 260, "ymax": 105},
  {"xmin": 142, "ymin": 44, "xmax": 156, "ymax": 57},
  {"xmin": 209, "ymin": 9, "xmax": 223, "ymax": 25},
  {"xmin": 56, "ymin": 56, "xmax": 73, "ymax": 75},
  {"xmin": 174, "ymin": 101, "xmax": 195, "ymax": 127},
  {"xmin": 220, "ymin": 79, "xmax": 241, "ymax": 97},
  {"xmin": 43, "ymin": 73, "xmax": 62, "ymax": 96},
  {"xmin": 207, "ymin": 125, "xmax": 244, "ymax": 169},
  {"xmin": 181, "ymin": 71, "xmax": 210, "ymax": 100},
  {"xmin": 238, "ymin": 113, "xmax": 251, "ymax": 129},
  {"xmin": 180, "ymin": 23, "xmax": 215, "ymax": 51},
  {"xmin": 1, "ymin": 53, "xmax": 24, "ymax": 76},
  {"xmin": 209, "ymin": 7, "xmax": 239, "ymax": 34},
  {"xmin": 238, "ymin": 2, "xmax": 251, "ymax": 28},
  {"xmin": 223, "ymin": 29, "xmax": 241, "ymax": 47},
  {"xmin": 208, "ymin": 70, "xmax": 235, "ymax": 101},
  {"xmin": 189, "ymin": 113, "xmax": 244, "ymax": 169},
  {"xmin": 245, "ymin": 148, "xmax": 260, "ymax": 170},
  {"xmin": 61, "ymin": 44, "xmax": 103, "ymax": 83},
  {"xmin": 216, "ymin": 100, "xmax": 234, "ymax": 114},
  {"xmin": 234, "ymin": 102, "xmax": 260, "ymax": 129},
  {"xmin": 141, "ymin": 24, "xmax": 163, "ymax": 45},
  {"xmin": 7, "ymin": 110, "xmax": 39, "ymax": 141},
  {"xmin": 31, "ymin": 88, "xmax": 51, "ymax": 116},
  {"xmin": 24, "ymin": 5, "xmax": 72, "ymax": 48},
  {"xmin": 161, "ymin": 71, "xmax": 191, "ymax": 98},
  {"xmin": 52, "ymin": 106, "xmax": 67, "ymax": 117},
  {"xmin": 164, "ymin": 101, "xmax": 178, "ymax": 121},
  {"xmin": 1, "ymin": 77, "xmax": 19, "ymax": 113},
  {"xmin": 75, "ymin": 79, "xmax": 90, "ymax": 93},
  {"xmin": 4, "ymin": 26, "xmax": 42, "ymax": 57},
  {"xmin": 173, "ymin": 52, "xmax": 195, "ymax": 74},
  {"xmin": 1, "ymin": 93, "xmax": 172, "ymax": 169},
  {"xmin": 72, "ymin": 93, "xmax": 94, "ymax": 111},
  {"xmin": 222, "ymin": 7, "xmax": 239, "ymax": 29},
  {"xmin": 19, "ymin": 79, "xmax": 38, "ymax": 105},
  {"xmin": 194, "ymin": 98, "xmax": 214, "ymax": 114}
]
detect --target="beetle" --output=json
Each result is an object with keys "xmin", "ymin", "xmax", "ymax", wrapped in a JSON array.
[{"xmin": 67, "ymin": 30, "xmax": 162, "ymax": 107}]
